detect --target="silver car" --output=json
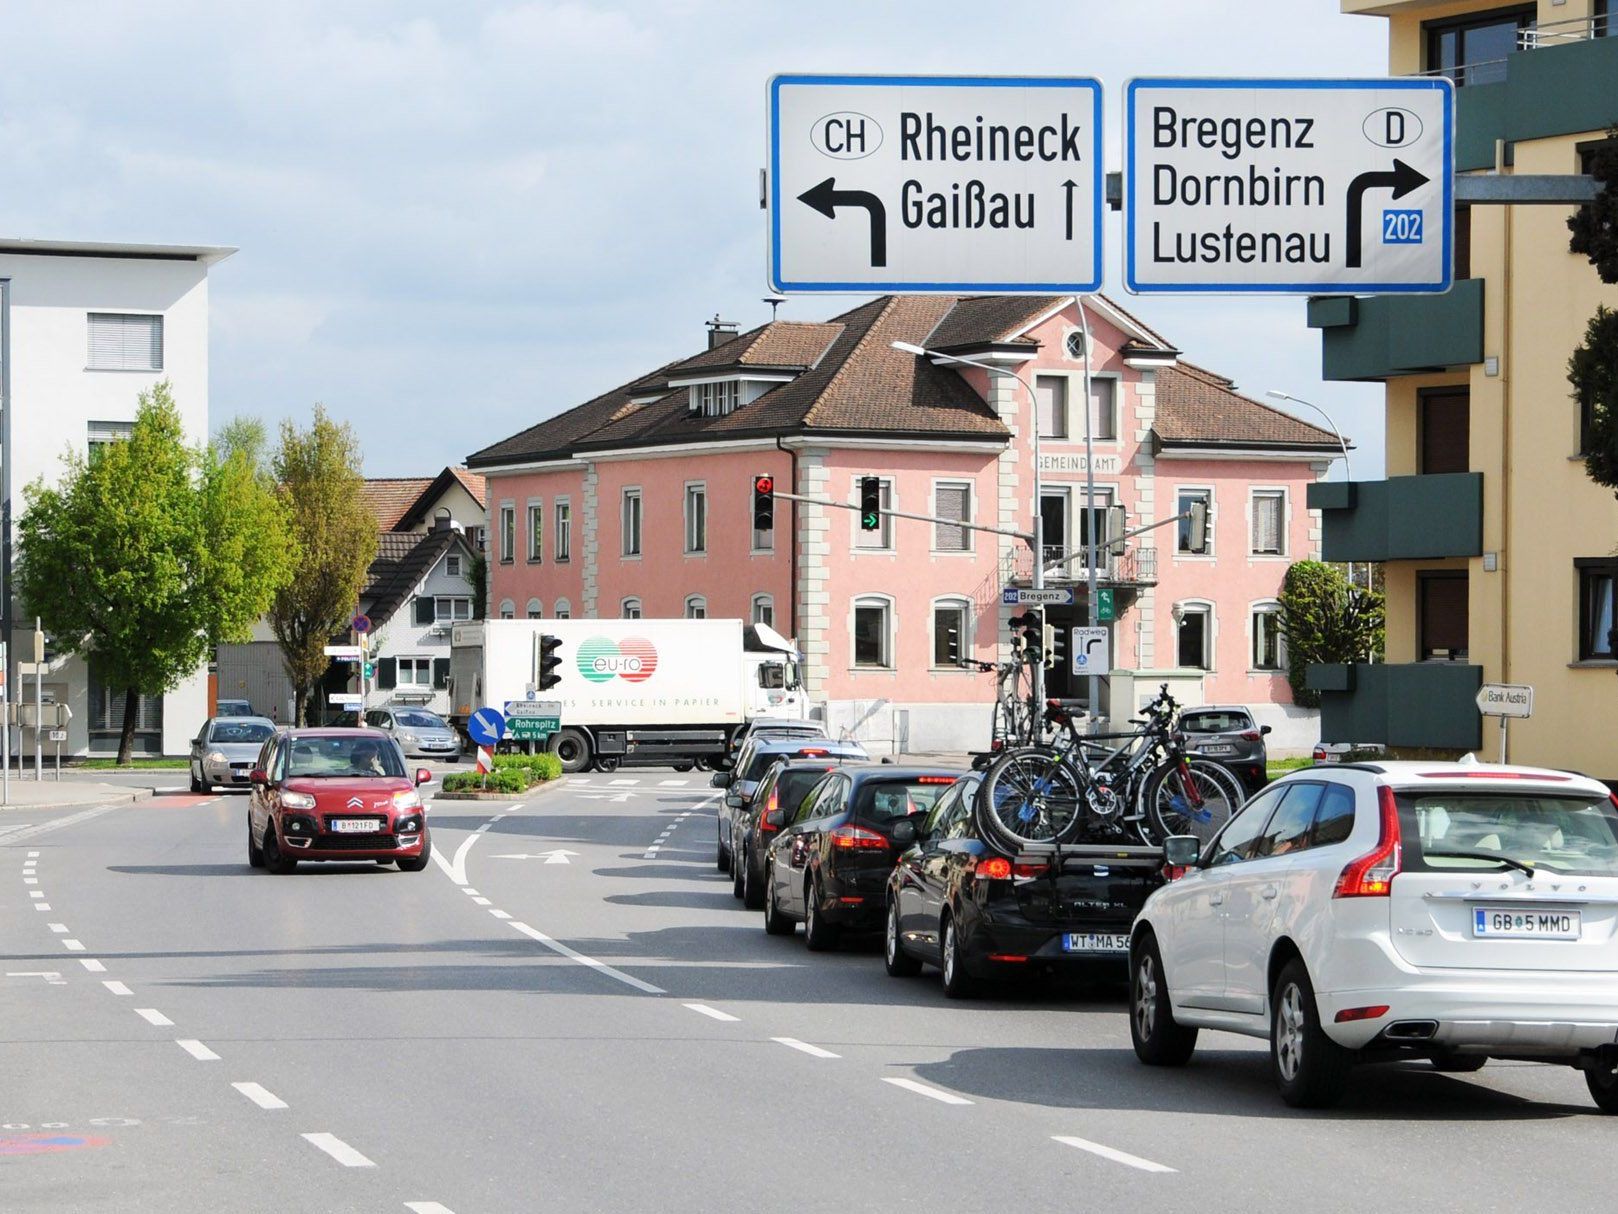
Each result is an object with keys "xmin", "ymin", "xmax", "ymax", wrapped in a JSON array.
[
  {"xmin": 365, "ymin": 708, "xmax": 462, "ymax": 761},
  {"xmin": 189, "ymin": 716, "xmax": 279, "ymax": 792}
]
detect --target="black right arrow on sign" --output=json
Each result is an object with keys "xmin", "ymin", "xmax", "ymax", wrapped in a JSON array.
[{"xmin": 1344, "ymin": 157, "xmax": 1429, "ymax": 269}]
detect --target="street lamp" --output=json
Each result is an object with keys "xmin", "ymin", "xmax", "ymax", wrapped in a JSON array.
[{"xmin": 1266, "ymin": 389, "xmax": 1356, "ymax": 589}]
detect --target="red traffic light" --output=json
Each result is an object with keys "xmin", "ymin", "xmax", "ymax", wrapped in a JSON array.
[{"xmin": 754, "ymin": 475, "xmax": 774, "ymax": 494}]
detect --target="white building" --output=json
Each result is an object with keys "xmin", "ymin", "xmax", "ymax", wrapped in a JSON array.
[{"xmin": 1, "ymin": 238, "xmax": 233, "ymax": 756}]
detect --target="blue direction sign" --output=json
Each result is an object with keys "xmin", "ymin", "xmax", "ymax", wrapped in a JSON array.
[
  {"xmin": 1002, "ymin": 586, "xmax": 1075, "ymax": 606},
  {"xmin": 467, "ymin": 707, "xmax": 506, "ymax": 748}
]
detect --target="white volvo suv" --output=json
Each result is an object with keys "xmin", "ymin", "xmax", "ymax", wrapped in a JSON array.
[{"xmin": 1129, "ymin": 760, "xmax": 1618, "ymax": 1108}]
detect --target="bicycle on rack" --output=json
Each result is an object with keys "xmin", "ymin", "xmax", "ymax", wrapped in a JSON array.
[
  {"xmin": 974, "ymin": 685, "xmax": 1247, "ymax": 849},
  {"xmin": 969, "ymin": 655, "xmax": 1040, "ymax": 770}
]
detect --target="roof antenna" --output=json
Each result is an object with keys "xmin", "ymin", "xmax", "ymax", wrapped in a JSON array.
[{"xmin": 763, "ymin": 295, "xmax": 786, "ymax": 322}]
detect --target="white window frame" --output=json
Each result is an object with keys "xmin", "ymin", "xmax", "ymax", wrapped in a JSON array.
[
  {"xmin": 684, "ymin": 595, "xmax": 707, "ymax": 619},
  {"xmin": 1175, "ymin": 486, "xmax": 1215, "ymax": 560},
  {"xmin": 1088, "ymin": 374, "xmax": 1120, "ymax": 443},
  {"xmin": 1063, "ymin": 327, "xmax": 1086, "ymax": 362},
  {"xmin": 691, "ymin": 380, "xmax": 740, "ymax": 417},
  {"xmin": 931, "ymin": 479, "xmax": 974, "ymax": 555},
  {"xmin": 621, "ymin": 597, "xmax": 643, "ymax": 620},
  {"xmin": 498, "ymin": 599, "xmax": 516, "ymax": 620},
  {"xmin": 750, "ymin": 593, "xmax": 774, "ymax": 627},
  {"xmin": 498, "ymin": 503, "xmax": 515, "ymax": 563},
  {"xmin": 1250, "ymin": 600, "xmax": 1285, "ymax": 672},
  {"xmin": 1175, "ymin": 599, "xmax": 1215, "ymax": 672},
  {"xmin": 684, "ymin": 482, "xmax": 708, "ymax": 555},
  {"xmin": 527, "ymin": 500, "xmax": 543, "ymax": 562},
  {"xmin": 87, "ymin": 312, "xmax": 163, "ymax": 371},
  {"xmin": 852, "ymin": 476, "xmax": 895, "ymax": 552},
  {"xmin": 554, "ymin": 598, "xmax": 572, "ymax": 620},
  {"xmin": 1249, "ymin": 487, "xmax": 1288, "ymax": 558},
  {"xmin": 621, "ymin": 487, "xmax": 642, "ymax": 558},
  {"xmin": 445, "ymin": 554, "xmax": 462, "ymax": 578},
  {"xmin": 526, "ymin": 598, "xmax": 543, "ymax": 620},
  {"xmin": 397, "ymin": 656, "xmax": 433, "ymax": 688},
  {"xmin": 1034, "ymin": 373, "xmax": 1069, "ymax": 440},
  {"xmin": 434, "ymin": 596, "xmax": 472, "ymax": 623},
  {"xmin": 851, "ymin": 594, "xmax": 895, "ymax": 670},
  {"xmin": 554, "ymin": 498, "xmax": 572, "ymax": 562},
  {"xmin": 930, "ymin": 596, "xmax": 972, "ymax": 670}
]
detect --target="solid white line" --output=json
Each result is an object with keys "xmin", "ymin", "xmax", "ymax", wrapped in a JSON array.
[
  {"xmin": 0, "ymin": 805, "xmax": 118, "ymax": 846},
  {"xmin": 684, "ymin": 1003, "xmax": 739, "ymax": 1022},
  {"xmin": 176, "ymin": 1039, "xmax": 220, "ymax": 1061},
  {"xmin": 301, "ymin": 1132, "xmax": 376, "ymax": 1168},
  {"xmin": 80, "ymin": 959, "xmax": 105, "ymax": 972},
  {"xmin": 62, "ymin": 939, "xmax": 85, "ymax": 951},
  {"xmin": 430, "ymin": 828, "xmax": 486, "ymax": 886},
  {"xmin": 488, "ymin": 909, "xmax": 511, "ymax": 920},
  {"xmin": 772, "ymin": 1037, "xmax": 840, "ymax": 1059},
  {"xmin": 507, "ymin": 921, "xmax": 665, "ymax": 995},
  {"xmin": 103, "ymin": 980, "xmax": 132, "ymax": 996},
  {"xmin": 881, "ymin": 1077, "xmax": 973, "ymax": 1105},
  {"xmin": 233, "ymin": 1082, "xmax": 287, "ymax": 1110},
  {"xmin": 404, "ymin": 1203, "xmax": 456, "ymax": 1214},
  {"xmin": 48, "ymin": 923, "xmax": 68, "ymax": 933},
  {"xmin": 134, "ymin": 1008, "xmax": 173, "ymax": 1027},
  {"xmin": 1052, "ymin": 1136, "xmax": 1177, "ymax": 1174}
]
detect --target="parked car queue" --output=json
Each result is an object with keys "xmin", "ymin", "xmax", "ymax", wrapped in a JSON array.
[{"xmin": 714, "ymin": 746, "xmax": 1618, "ymax": 1115}]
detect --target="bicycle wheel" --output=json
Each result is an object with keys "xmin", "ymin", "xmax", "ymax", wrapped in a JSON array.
[
  {"xmin": 976, "ymin": 747, "xmax": 1085, "ymax": 848},
  {"xmin": 1142, "ymin": 757, "xmax": 1245, "ymax": 845}
]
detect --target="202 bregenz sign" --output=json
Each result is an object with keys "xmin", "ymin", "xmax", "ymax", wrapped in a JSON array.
[
  {"xmin": 1124, "ymin": 77, "xmax": 1453, "ymax": 294},
  {"xmin": 768, "ymin": 74, "xmax": 1103, "ymax": 294}
]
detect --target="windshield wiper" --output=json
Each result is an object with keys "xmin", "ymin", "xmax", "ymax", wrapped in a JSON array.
[{"xmin": 1425, "ymin": 849, "xmax": 1537, "ymax": 877}]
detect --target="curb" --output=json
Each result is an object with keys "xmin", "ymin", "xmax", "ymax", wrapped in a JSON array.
[
  {"xmin": 0, "ymin": 786, "xmax": 156, "ymax": 813},
  {"xmin": 431, "ymin": 774, "xmax": 572, "ymax": 803}
]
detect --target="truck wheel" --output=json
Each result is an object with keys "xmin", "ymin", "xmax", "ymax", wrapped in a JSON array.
[
  {"xmin": 594, "ymin": 756, "xmax": 621, "ymax": 773},
  {"xmin": 551, "ymin": 728, "xmax": 592, "ymax": 774}
]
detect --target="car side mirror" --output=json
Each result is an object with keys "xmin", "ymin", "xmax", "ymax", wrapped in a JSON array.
[
  {"xmin": 416, "ymin": 768, "xmax": 432, "ymax": 786},
  {"xmin": 710, "ymin": 772, "xmax": 732, "ymax": 788},
  {"xmin": 1162, "ymin": 835, "xmax": 1203, "ymax": 868},
  {"xmin": 764, "ymin": 808, "xmax": 785, "ymax": 829},
  {"xmin": 1259, "ymin": 725, "xmax": 1273, "ymax": 736},
  {"xmin": 892, "ymin": 819, "xmax": 918, "ymax": 846},
  {"xmin": 249, "ymin": 768, "xmax": 268, "ymax": 787}
]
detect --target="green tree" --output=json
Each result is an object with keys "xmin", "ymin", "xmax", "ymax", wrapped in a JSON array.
[
  {"xmin": 1568, "ymin": 127, "xmax": 1618, "ymax": 284},
  {"xmin": 1278, "ymin": 561, "xmax": 1385, "ymax": 709},
  {"xmin": 467, "ymin": 550, "xmax": 488, "ymax": 620},
  {"xmin": 17, "ymin": 384, "xmax": 296, "ymax": 763},
  {"xmin": 1569, "ymin": 306, "xmax": 1618, "ymax": 495},
  {"xmin": 214, "ymin": 415, "xmax": 272, "ymax": 479},
  {"xmin": 269, "ymin": 407, "xmax": 377, "ymax": 725}
]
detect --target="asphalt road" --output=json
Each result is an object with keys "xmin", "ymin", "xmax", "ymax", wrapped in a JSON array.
[{"xmin": 4, "ymin": 769, "xmax": 1616, "ymax": 1213}]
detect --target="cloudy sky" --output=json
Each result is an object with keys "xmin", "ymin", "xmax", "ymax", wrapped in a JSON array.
[{"xmin": 0, "ymin": 0, "xmax": 1390, "ymax": 477}]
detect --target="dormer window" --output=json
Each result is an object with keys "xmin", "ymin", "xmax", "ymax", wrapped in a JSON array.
[{"xmin": 691, "ymin": 380, "xmax": 741, "ymax": 417}]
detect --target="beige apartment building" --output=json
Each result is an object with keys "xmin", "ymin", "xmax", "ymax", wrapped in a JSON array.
[{"xmin": 1308, "ymin": 0, "xmax": 1618, "ymax": 781}]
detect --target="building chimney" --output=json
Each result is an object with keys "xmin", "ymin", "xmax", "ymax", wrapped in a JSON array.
[{"xmin": 705, "ymin": 314, "xmax": 739, "ymax": 349}]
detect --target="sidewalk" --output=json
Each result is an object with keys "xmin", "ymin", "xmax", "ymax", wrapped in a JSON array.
[{"xmin": 0, "ymin": 778, "xmax": 156, "ymax": 811}]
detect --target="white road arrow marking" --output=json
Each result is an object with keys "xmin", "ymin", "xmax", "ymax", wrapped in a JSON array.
[
  {"xmin": 490, "ymin": 850, "xmax": 577, "ymax": 864},
  {"xmin": 578, "ymin": 792, "xmax": 635, "ymax": 802},
  {"xmin": 6, "ymin": 971, "xmax": 66, "ymax": 985}
]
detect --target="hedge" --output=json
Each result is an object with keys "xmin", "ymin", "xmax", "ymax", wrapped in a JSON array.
[
  {"xmin": 492, "ymin": 752, "xmax": 563, "ymax": 782},
  {"xmin": 441, "ymin": 752, "xmax": 563, "ymax": 794}
]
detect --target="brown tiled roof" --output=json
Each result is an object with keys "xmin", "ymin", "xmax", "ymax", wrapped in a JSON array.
[
  {"xmin": 449, "ymin": 467, "xmax": 486, "ymax": 508},
  {"xmin": 921, "ymin": 295, "xmax": 1063, "ymax": 349},
  {"xmin": 360, "ymin": 478, "xmax": 434, "ymax": 530},
  {"xmin": 1154, "ymin": 363, "xmax": 1343, "ymax": 450},
  {"xmin": 362, "ymin": 529, "xmax": 470, "ymax": 626},
  {"xmin": 669, "ymin": 322, "xmax": 843, "ymax": 373}
]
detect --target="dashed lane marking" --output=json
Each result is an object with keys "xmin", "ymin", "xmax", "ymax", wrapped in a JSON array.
[
  {"xmin": 488, "ymin": 909, "xmax": 511, "ymax": 920},
  {"xmin": 405, "ymin": 1203, "xmax": 457, "ymax": 1213},
  {"xmin": 233, "ymin": 1082, "xmax": 287, "ymax": 1110},
  {"xmin": 685, "ymin": 1003, "xmax": 740, "ymax": 1023},
  {"xmin": 301, "ymin": 1132, "xmax": 376, "ymax": 1168},
  {"xmin": 29, "ymin": 892, "xmax": 43, "ymax": 899},
  {"xmin": 471, "ymin": 897, "xmax": 492, "ymax": 906},
  {"xmin": 134, "ymin": 1008, "xmax": 173, "ymax": 1027},
  {"xmin": 35, "ymin": 904, "xmax": 51, "ymax": 911},
  {"xmin": 881, "ymin": 1078, "xmax": 973, "ymax": 1105},
  {"xmin": 773, "ymin": 1037, "xmax": 840, "ymax": 1059},
  {"xmin": 62, "ymin": 940, "xmax": 85, "ymax": 952},
  {"xmin": 79, "ymin": 959, "xmax": 105, "ymax": 973},
  {"xmin": 507, "ymin": 921, "xmax": 665, "ymax": 995},
  {"xmin": 175, "ymin": 1039, "xmax": 220, "ymax": 1061},
  {"xmin": 47, "ymin": 923, "xmax": 68, "ymax": 934},
  {"xmin": 103, "ymin": 981, "xmax": 132, "ymax": 996},
  {"xmin": 1052, "ymin": 1136, "xmax": 1177, "ymax": 1174},
  {"xmin": 610, "ymin": 778, "xmax": 637, "ymax": 786}
]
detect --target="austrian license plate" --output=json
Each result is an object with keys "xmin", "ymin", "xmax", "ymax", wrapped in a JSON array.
[
  {"xmin": 1472, "ymin": 907, "xmax": 1581, "ymax": 940},
  {"xmin": 1197, "ymin": 744, "xmax": 1236, "ymax": 755},
  {"xmin": 1062, "ymin": 933, "xmax": 1130, "ymax": 953},
  {"xmin": 331, "ymin": 818, "xmax": 384, "ymax": 834}
]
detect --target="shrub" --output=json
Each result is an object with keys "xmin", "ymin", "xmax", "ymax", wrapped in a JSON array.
[
  {"xmin": 1278, "ymin": 560, "xmax": 1384, "ymax": 708},
  {"xmin": 492, "ymin": 751, "xmax": 563, "ymax": 782},
  {"xmin": 441, "ymin": 768, "xmax": 529, "ymax": 794}
]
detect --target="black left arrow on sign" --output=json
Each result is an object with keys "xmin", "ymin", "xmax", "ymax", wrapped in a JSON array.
[
  {"xmin": 1344, "ymin": 158, "xmax": 1429, "ymax": 268},
  {"xmin": 798, "ymin": 177, "xmax": 887, "ymax": 267}
]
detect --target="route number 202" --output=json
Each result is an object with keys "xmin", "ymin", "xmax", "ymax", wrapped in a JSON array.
[{"xmin": 1382, "ymin": 209, "xmax": 1423, "ymax": 245}]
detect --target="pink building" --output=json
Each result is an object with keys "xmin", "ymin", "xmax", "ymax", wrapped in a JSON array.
[{"xmin": 466, "ymin": 295, "xmax": 1340, "ymax": 753}]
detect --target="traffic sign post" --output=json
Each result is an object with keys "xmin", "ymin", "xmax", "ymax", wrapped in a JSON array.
[
  {"xmin": 769, "ymin": 74, "xmax": 1104, "ymax": 293},
  {"xmin": 1124, "ymin": 77, "xmax": 1453, "ymax": 294},
  {"xmin": 1071, "ymin": 626, "xmax": 1110, "ymax": 677},
  {"xmin": 1476, "ymin": 683, "xmax": 1533, "ymax": 764}
]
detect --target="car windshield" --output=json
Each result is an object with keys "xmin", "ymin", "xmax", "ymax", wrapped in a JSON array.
[
  {"xmin": 776, "ymin": 767, "xmax": 836, "ymax": 812},
  {"xmin": 394, "ymin": 711, "xmax": 446, "ymax": 729},
  {"xmin": 1397, "ymin": 790, "xmax": 1618, "ymax": 878},
  {"xmin": 208, "ymin": 721, "xmax": 275, "ymax": 745},
  {"xmin": 285, "ymin": 736, "xmax": 406, "ymax": 779},
  {"xmin": 1181, "ymin": 711, "xmax": 1252, "ymax": 733},
  {"xmin": 745, "ymin": 745, "xmax": 835, "ymax": 782},
  {"xmin": 855, "ymin": 778, "xmax": 957, "ymax": 824},
  {"xmin": 216, "ymin": 701, "xmax": 254, "ymax": 717}
]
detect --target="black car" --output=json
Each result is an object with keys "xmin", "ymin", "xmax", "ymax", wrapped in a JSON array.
[
  {"xmin": 1180, "ymin": 705, "xmax": 1270, "ymax": 795},
  {"xmin": 712, "ymin": 737, "xmax": 866, "ymax": 872},
  {"xmin": 761, "ymin": 766, "xmax": 961, "ymax": 949},
  {"xmin": 731, "ymin": 756, "xmax": 851, "ymax": 909},
  {"xmin": 884, "ymin": 771, "xmax": 1169, "ymax": 997}
]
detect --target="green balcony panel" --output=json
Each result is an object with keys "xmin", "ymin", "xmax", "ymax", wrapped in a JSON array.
[
  {"xmin": 1312, "ymin": 662, "xmax": 1483, "ymax": 751},
  {"xmin": 1309, "ymin": 280, "xmax": 1484, "ymax": 382},
  {"xmin": 1452, "ymin": 34, "xmax": 1618, "ymax": 172},
  {"xmin": 1306, "ymin": 471, "xmax": 1482, "ymax": 563}
]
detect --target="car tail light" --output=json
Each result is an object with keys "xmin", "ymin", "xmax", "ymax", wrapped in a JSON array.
[
  {"xmin": 987, "ymin": 954, "xmax": 1028, "ymax": 963},
  {"xmin": 915, "ymin": 776, "xmax": 957, "ymax": 785},
  {"xmin": 1312, "ymin": 745, "xmax": 1327, "ymax": 763},
  {"xmin": 1417, "ymin": 770, "xmax": 1569, "ymax": 781},
  {"xmin": 1013, "ymin": 861, "xmax": 1048, "ymax": 879},
  {"xmin": 799, "ymin": 748, "xmax": 829, "ymax": 757},
  {"xmin": 1161, "ymin": 864, "xmax": 1189, "ymax": 882},
  {"xmin": 1333, "ymin": 785, "xmax": 1401, "ymax": 898},
  {"xmin": 759, "ymin": 789, "xmax": 780, "ymax": 832},
  {"xmin": 1241, "ymin": 730, "xmax": 1261, "ymax": 742},
  {"xmin": 829, "ymin": 825, "xmax": 887, "ymax": 850},
  {"xmin": 1610, "ymin": 792, "xmax": 1618, "ymax": 814},
  {"xmin": 974, "ymin": 856, "xmax": 1013, "ymax": 880},
  {"xmin": 990, "ymin": 739, "xmax": 1004, "ymax": 752},
  {"xmin": 1334, "ymin": 1005, "xmax": 1390, "ymax": 1023}
]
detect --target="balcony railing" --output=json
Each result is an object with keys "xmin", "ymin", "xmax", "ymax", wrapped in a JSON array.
[
  {"xmin": 1002, "ymin": 544, "xmax": 1158, "ymax": 587},
  {"xmin": 1412, "ymin": 12, "xmax": 1611, "ymax": 85}
]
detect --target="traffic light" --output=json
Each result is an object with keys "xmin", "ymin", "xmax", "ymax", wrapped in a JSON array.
[
  {"xmin": 859, "ymin": 476, "xmax": 882, "ymax": 531},
  {"xmin": 1184, "ymin": 499, "xmax": 1209, "ymax": 554},
  {"xmin": 537, "ymin": 633, "xmax": 564, "ymax": 691},
  {"xmin": 1106, "ymin": 504, "xmax": 1128, "ymax": 556},
  {"xmin": 1009, "ymin": 611, "xmax": 1042, "ymax": 663},
  {"xmin": 1044, "ymin": 623, "xmax": 1066, "ymax": 671},
  {"xmin": 752, "ymin": 474, "xmax": 775, "ymax": 532}
]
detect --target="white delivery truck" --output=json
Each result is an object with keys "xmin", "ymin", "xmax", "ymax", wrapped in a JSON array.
[{"xmin": 448, "ymin": 618, "xmax": 806, "ymax": 772}]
